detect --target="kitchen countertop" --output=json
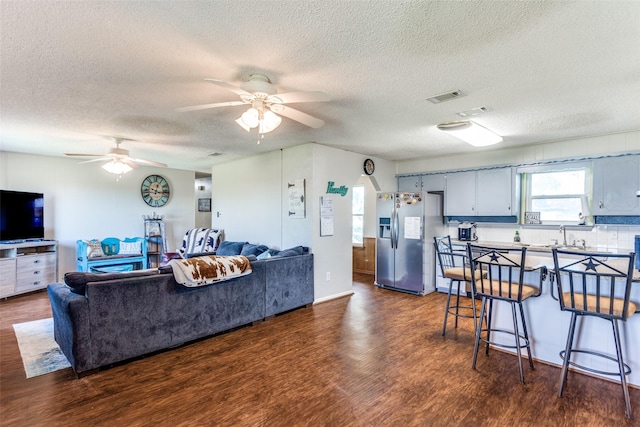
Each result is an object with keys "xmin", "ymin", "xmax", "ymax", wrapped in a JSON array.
[{"xmin": 451, "ymin": 239, "xmax": 640, "ymax": 282}]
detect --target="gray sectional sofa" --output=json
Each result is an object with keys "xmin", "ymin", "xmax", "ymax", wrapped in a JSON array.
[{"xmin": 47, "ymin": 252, "xmax": 313, "ymax": 376}]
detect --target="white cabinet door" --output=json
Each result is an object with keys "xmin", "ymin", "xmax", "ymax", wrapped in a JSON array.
[
  {"xmin": 476, "ymin": 168, "xmax": 514, "ymax": 216},
  {"xmin": 0, "ymin": 259, "xmax": 16, "ymax": 297},
  {"xmin": 593, "ymin": 156, "xmax": 640, "ymax": 216},
  {"xmin": 445, "ymin": 171, "xmax": 476, "ymax": 215},
  {"xmin": 398, "ymin": 176, "xmax": 422, "ymax": 192},
  {"xmin": 421, "ymin": 174, "xmax": 445, "ymax": 192}
]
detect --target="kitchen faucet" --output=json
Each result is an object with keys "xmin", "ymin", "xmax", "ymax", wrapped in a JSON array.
[{"xmin": 559, "ymin": 225, "xmax": 567, "ymax": 247}]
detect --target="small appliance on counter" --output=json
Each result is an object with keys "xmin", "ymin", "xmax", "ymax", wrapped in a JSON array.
[{"xmin": 458, "ymin": 222, "xmax": 477, "ymax": 241}]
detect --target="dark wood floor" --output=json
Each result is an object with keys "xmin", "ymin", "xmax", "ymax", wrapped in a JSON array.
[{"xmin": 1, "ymin": 273, "xmax": 638, "ymax": 426}]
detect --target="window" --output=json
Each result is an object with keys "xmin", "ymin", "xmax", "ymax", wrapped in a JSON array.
[
  {"xmin": 352, "ymin": 185, "xmax": 364, "ymax": 246},
  {"xmin": 521, "ymin": 166, "xmax": 591, "ymax": 224}
]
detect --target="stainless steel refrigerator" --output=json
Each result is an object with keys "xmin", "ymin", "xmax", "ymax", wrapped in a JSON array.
[{"xmin": 375, "ymin": 191, "xmax": 443, "ymax": 295}]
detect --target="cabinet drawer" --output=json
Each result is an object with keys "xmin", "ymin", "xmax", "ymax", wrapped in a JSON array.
[{"xmin": 16, "ymin": 254, "xmax": 56, "ymax": 291}]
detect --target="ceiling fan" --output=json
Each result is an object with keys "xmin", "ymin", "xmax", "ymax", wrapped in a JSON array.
[
  {"xmin": 176, "ymin": 74, "xmax": 330, "ymax": 139},
  {"xmin": 65, "ymin": 137, "xmax": 167, "ymax": 176}
]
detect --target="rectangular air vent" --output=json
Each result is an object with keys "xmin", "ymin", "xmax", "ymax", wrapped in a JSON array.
[{"xmin": 426, "ymin": 90, "xmax": 464, "ymax": 104}]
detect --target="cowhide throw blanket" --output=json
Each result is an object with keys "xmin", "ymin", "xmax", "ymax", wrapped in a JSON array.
[{"xmin": 168, "ymin": 255, "xmax": 252, "ymax": 287}]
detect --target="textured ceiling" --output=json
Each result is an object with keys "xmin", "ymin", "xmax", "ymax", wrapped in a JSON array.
[{"xmin": 1, "ymin": 1, "xmax": 639, "ymax": 173}]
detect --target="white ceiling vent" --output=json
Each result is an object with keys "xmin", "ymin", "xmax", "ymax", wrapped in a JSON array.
[{"xmin": 426, "ymin": 90, "xmax": 465, "ymax": 104}]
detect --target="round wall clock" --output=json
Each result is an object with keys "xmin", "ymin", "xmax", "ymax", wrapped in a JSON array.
[
  {"xmin": 363, "ymin": 158, "xmax": 375, "ymax": 175},
  {"xmin": 141, "ymin": 174, "xmax": 170, "ymax": 207}
]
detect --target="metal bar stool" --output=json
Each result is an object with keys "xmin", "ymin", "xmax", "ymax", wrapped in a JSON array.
[
  {"xmin": 468, "ymin": 244, "xmax": 546, "ymax": 384},
  {"xmin": 551, "ymin": 249, "xmax": 637, "ymax": 419},
  {"xmin": 434, "ymin": 236, "xmax": 483, "ymax": 336}
]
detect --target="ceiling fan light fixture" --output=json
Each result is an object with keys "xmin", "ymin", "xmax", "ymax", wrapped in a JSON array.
[
  {"xmin": 437, "ymin": 120, "xmax": 503, "ymax": 147},
  {"xmin": 240, "ymin": 108, "xmax": 260, "ymax": 128},
  {"xmin": 259, "ymin": 110, "xmax": 282, "ymax": 133},
  {"xmin": 236, "ymin": 107, "xmax": 281, "ymax": 134},
  {"xmin": 102, "ymin": 158, "xmax": 133, "ymax": 175}
]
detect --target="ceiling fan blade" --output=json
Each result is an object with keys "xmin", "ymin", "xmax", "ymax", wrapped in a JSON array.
[
  {"xmin": 65, "ymin": 153, "xmax": 106, "ymax": 157},
  {"xmin": 131, "ymin": 158, "xmax": 168, "ymax": 168},
  {"xmin": 268, "ymin": 91, "xmax": 330, "ymax": 104},
  {"xmin": 77, "ymin": 157, "xmax": 112, "ymax": 164},
  {"xmin": 204, "ymin": 78, "xmax": 253, "ymax": 97},
  {"xmin": 176, "ymin": 100, "xmax": 247, "ymax": 112},
  {"xmin": 271, "ymin": 105, "xmax": 325, "ymax": 128},
  {"xmin": 122, "ymin": 159, "xmax": 140, "ymax": 169}
]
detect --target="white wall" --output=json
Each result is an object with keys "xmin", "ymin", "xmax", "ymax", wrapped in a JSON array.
[
  {"xmin": 210, "ymin": 143, "xmax": 396, "ymax": 302},
  {"xmin": 210, "ymin": 150, "xmax": 284, "ymax": 246},
  {"xmin": 0, "ymin": 152, "xmax": 196, "ymax": 278}
]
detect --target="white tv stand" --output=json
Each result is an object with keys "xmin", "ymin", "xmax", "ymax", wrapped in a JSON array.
[{"xmin": 0, "ymin": 240, "xmax": 58, "ymax": 298}]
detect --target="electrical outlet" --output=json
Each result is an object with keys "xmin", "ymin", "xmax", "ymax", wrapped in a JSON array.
[{"xmin": 326, "ymin": 272, "xmax": 331, "ymax": 281}]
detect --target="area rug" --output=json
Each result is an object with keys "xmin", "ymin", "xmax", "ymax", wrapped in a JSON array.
[{"xmin": 12, "ymin": 318, "xmax": 71, "ymax": 378}]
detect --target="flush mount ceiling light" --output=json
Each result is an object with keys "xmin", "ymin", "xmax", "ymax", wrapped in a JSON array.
[{"xmin": 437, "ymin": 120, "xmax": 503, "ymax": 147}]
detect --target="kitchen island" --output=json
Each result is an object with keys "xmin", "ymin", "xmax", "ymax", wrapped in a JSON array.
[{"xmin": 453, "ymin": 240, "xmax": 640, "ymax": 387}]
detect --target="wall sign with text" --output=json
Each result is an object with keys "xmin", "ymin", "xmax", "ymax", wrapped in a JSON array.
[{"xmin": 326, "ymin": 181, "xmax": 348, "ymax": 197}]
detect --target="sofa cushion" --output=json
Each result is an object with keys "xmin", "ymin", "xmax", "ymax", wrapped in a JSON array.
[
  {"xmin": 216, "ymin": 241, "xmax": 247, "ymax": 256},
  {"xmin": 271, "ymin": 245, "xmax": 305, "ymax": 258},
  {"xmin": 64, "ymin": 269, "xmax": 159, "ymax": 295},
  {"xmin": 241, "ymin": 243, "xmax": 269, "ymax": 257}
]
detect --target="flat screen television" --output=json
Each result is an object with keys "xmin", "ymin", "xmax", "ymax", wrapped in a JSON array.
[{"xmin": 0, "ymin": 190, "xmax": 45, "ymax": 242}]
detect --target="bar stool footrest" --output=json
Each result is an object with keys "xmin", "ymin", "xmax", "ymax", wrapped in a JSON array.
[
  {"xmin": 559, "ymin": 349, "xmax": 631, "ymax": 377},
  {"xmin": 447, "ymin": 304, "xmax": 476, "ymax": 319},
  {"xmin": 480, "ymin": 327, "xmax": 531, "ymax": 351}
]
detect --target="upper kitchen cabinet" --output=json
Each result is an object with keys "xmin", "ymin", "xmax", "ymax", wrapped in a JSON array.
[
  {"xmin": 445, "ymin": 168, "xmax": 516, "ymax": 217},
  {"xmin": 398, "ymin": 175, "xmax": 423, "ymax": 192},
  {"xmin": 592, "ymin": 155, "xmax": 640, "ymax": 216},
  {"xmin": 397, "ymin": 174, "xmax": 445, "ymax": 192},
  {"xmin": 422, "ymin": 174, "xmax": 445, "ymax": 192},
  {"xmin": 476, "ymin": 168, "xmax": 515, "ymax": 216},
  {"xmin": 444, "ymin": 171, "xmax": 477, "ymax": 215}
]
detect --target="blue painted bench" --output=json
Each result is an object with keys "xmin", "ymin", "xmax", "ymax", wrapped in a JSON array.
[{"xmin": 76, "ymin": 237, "xmax": 148, "ymax": 272}]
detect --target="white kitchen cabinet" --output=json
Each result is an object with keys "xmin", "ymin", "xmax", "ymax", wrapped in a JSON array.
[
  {"xmin": 445, "ymin": 168, "xmax": 515, "ymax": 217},
  {"xmin": 592, "ymin": 155, "xmax": 640, "ymax": 216},
  {"xmin": 398, "ymin": 174, "xmax": 445, "ymax": 192},
  {"xmin": 476, "ymin": 168, "xmax": 514, "ymax": 216},
  {"xmin": 397, "ymin": 175, "xmax": 423, "ymax": 192},
  {"xmin": 421, "ymin": 174, "xmax": 445, "ymax": 192},
  {"xmin": 445, "ymin": 171, "xmax": 477, "ymax": 215}
]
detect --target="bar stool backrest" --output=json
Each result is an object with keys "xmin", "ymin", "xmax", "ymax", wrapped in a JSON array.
[
  {"xmin": 434, "ymin": 236, "xmax": 458, "ymax": 273},
  {"xmin": 469, "ymin": 244, "xmax": 528, "ymax": 302},
  {"xmin": 552, "ymin": 249, "xmax": 636, "ymax": 321}
]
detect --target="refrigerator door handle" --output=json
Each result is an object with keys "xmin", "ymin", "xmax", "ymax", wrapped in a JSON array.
[
  {"xmin": 392, "ymin": 208, "xmax": 399, "ymax": 249},
  {"xmin": 390, "ymin": 209, "xmax": 395, "ymax": 249}
]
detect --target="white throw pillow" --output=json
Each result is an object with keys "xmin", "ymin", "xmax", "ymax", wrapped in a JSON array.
[{"xmin": 119, "ymin": 241, "xmax": 142, "ymax": 255}]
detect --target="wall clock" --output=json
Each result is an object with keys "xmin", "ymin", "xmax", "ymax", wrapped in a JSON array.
[
  {"xmin": 363, "ymin": 158, "xmax": 375, "ymax": 176},
  {"xmin": 141, "ymin": 174, "xmax": 170, "ymax": 207}
]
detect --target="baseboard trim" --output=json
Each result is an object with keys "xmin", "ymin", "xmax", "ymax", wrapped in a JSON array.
[{"xmin": 313, "ymin": 289, "xmax": 355, "ymax": 305}]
